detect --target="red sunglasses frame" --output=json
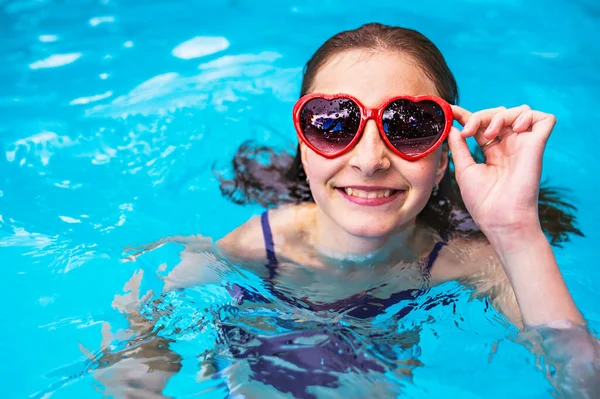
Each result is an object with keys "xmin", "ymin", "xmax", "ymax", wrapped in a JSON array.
[{"xmin": 293, "ymin": 93, "xmax": 453, "ymax": 161}]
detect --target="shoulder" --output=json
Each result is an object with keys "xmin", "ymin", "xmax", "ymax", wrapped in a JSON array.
[
  {"xmin": 270, "ymin": 202, "xmax": 317, "ymax": 239},
  {"xmin": 216, "ymin": 202, "xmax": 316, "ymax": 262},
  {"xmin": 429, "ymin": 235, "xmax": 496, "ymax": 283},
  {"xmin": 216, "ymin": 212, "xmax": 266, "ymax": 262}
]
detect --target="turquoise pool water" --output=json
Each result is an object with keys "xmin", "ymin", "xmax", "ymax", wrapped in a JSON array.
[{"xmin": 1, "ymin": 0, "xmax": 599, "ymax": 398}]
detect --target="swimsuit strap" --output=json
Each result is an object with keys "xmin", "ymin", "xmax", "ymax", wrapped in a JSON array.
[
  {"xmin": 261, "ymin": 212, "xmax": 448, "ymax": 280},
  {"xmin": 260, "ymin": 211, "xmax": 279, "ymax": 277},
  {"xmin": 423, "ymin": 231, "xmax": 450, "ymax": 278}
]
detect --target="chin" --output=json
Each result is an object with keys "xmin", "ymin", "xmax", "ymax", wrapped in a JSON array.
[{"xmin": 340, "ymin": 217, "xmax": 401, "ymax": 239}]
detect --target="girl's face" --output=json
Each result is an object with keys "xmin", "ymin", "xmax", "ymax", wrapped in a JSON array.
[{"xmin": 301, "ymin": 50, "xmax": 448, "ymax": 239}]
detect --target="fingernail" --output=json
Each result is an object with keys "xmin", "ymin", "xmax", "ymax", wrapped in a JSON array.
[
  {"xmin": 514, "ymin": 113, "xmax": 525, "ymax": 128},
  {"xmin": 462, "ymin": 120, "xmax": 471, "ymax": 133},
  {"xmin": 484, "ymin": 121, "xmax": 494, "ymax": 137}
]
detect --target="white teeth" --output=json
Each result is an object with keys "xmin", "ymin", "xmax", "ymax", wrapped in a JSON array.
[{"xmin": 343, "ymin": 188, "xmax": 393, "ymax": 198}]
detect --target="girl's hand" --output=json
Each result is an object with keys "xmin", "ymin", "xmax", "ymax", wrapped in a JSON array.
[{"xmin": 447, "ymin": 105, "xmax": 556, "ymax": 237}]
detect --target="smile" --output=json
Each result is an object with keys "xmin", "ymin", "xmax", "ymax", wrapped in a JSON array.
[
  {"xmin": 343, "ymin": 187, "xmax": 396, "ymax": 198},
  {"xmin": 335, "ymin": 186, "xmax": 406, "ymax": 206}
]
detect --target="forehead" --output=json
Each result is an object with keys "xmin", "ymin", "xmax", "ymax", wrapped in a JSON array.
[{"xmin": 309, "ymin": 50, "xmax": 440, "ymax": 107}]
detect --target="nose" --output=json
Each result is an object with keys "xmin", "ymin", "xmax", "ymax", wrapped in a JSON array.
[{"xmin": 348, "ymin": 120, "xmax": 392, "ymax": 176}]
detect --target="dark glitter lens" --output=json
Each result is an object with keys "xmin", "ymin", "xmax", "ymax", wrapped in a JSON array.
[
  {"xmin": 382, "ymin": 100, "xmax": 445, "ymax": 156},
  {"xmin": 300, "ymin": 98, "xmax": 361, "ymax": 154}
]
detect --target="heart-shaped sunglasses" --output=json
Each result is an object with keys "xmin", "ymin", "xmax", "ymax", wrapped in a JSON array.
[{"xmin": 293, "ymin": 94, "xmax": 453, "ymax": 161}]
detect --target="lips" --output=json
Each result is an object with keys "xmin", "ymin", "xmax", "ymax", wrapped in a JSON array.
[
  {"xmin": 335, "ymin": 185, "xmax": 406, "ymax": 207},
  {"xmin": 342, "ymin": 187, "xmax": 396, "ymax": 198}
]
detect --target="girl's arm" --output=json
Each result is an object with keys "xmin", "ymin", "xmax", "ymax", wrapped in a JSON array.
[
  {"xmin": 467, "ymin": 227, "xmax": 583, "ymax": 327},
  {"xmin": 457, "ymin": 235, "xmax": 600, "ymax": 398},
  {"xmin": 446, "ymin": 104, "xmax": 587, "ymax": 327},
  {"xmin": 446, "ymin": 104, "xmax": 599, "ymax": 396},
  {"xmin": 121, "ymin": 215, "xmax": 270, "ymax": 294}
]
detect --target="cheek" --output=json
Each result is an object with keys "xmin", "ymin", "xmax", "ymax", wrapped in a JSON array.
[
  {"xmin": 304, "ymin": 152, "xmax": 339, "ymax": 185},
  {"xmin": 394, "ymin": 159, "xmax": 439, "ymax": 214},
  {"xmin": 304, "ymin": 153, "xmax": 345, "ymax": 208},
  {"xmin": 406, "ymin": 166, "xmax": 435, "ymax": 188},
  {"xmin": 400, "ymin": 154, "xmax": 441, "ymax": 189}
]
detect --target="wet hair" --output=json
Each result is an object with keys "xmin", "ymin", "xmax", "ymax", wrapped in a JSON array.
[{"xmin": 216, "ymin": 23, "xmax": 583, "ymax": 246}]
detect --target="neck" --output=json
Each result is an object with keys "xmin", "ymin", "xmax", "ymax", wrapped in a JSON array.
[{"xmin": 311, "ymin": 208, "xmax": 421, "ymax": 265}]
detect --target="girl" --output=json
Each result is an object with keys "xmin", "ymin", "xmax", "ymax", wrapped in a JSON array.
[
  {"xmin": 103, "ymin": 23, "xmax": 598, "ymax": 398},
  {"xmin": 176, "ymin": 22, "xmax": 581, "ymax": 329}
]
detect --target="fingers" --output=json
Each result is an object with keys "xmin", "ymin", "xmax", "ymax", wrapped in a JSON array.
[
  {"xmin": 451, "ymin": 104, "xmax": 556, "ymax": 161},
  {"xmin": 513, "ymin": 109, "xmax": 535, "ymax": 133},
  {"xmin": 461, "ymin": 107, "xmax": 508, "ymax": 139},
  {"xmin": 450, "ymin": 105, "xmax": 472, "ymax": 126},
  {"xmin": 480, "ymin": 106, "xmax": 555, "ymax": 142},
  {"xmin": 483, "ymin": 105, "xmax": 531, "ymax": 139},
  {"xmin": 447, "ymin": 126, "xmax": 475, "ymax": 175},
  {"xmin": 529, "ymin": 111, "xmax": 557, "ymax": 140},
  {"xmin": 451, "ymin": 105, "xmax": 507, "ymax": 136},
  {"xmin": 452, "ymin": 105, "xmax": 553, "ymax": 150}
]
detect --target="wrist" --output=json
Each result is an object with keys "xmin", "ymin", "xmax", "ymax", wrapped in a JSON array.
[
  {"xmin": 484, "ymin": 226, "xmax": 584, "ymax": 326},
  {"xmin": 481, "ymin": 216, "xmax": 543, "ymax": 253},
  {"xmin": 484, "ymin": 225, "xmax": 548, "ymax": 268}
]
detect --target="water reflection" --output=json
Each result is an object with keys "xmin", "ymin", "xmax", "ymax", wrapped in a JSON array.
[
  {"xmin": 171, "ymin": 36, "xmax": 230, "ymax": 60},
  {"xmin": 82, "ymin": 238, "xmax": 495, "ymax": 398},
  {"xmin": 2, "ymin": 1, "xmax": 599, "ymax": 398},
  {"xmin": 29, "ymin": 53, "xmax": 82, "ymax": 69}
]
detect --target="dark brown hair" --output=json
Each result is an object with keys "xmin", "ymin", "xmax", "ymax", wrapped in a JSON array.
[{"xmin": 216, "ymin": 23, "xmax": 582, "ymax": 246}]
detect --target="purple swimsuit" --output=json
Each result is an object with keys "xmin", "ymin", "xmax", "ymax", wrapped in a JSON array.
[{"xmin": 220, "ymin": 211, "xmax": 449, "ymax": 399}]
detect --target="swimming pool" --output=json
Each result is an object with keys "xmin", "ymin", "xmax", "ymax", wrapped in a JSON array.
[{"xmin": 2, "ymin": 0, "xmax": 599, "ymax": 397}]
